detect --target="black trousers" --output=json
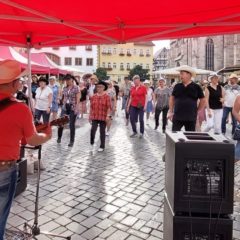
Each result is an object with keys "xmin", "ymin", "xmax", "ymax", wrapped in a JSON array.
[
  {"xmin": 91, "ymin": 120, "xmax": 106, "ymax": 149},
  {"xmin": 172, "ymin": 120, "xmax": 196, "ymax": 131},
  {"xmin": 155, "ymin": 107, "xmax": 168, "ymax": 130}
]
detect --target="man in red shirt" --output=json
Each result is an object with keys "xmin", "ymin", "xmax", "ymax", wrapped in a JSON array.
[
  {"xmin": 127, "ymin": 75, "xmax": 147, "ymax": 138},
  {"xmin": 0, "ymin": 60, "xmax": 52, "ymax": 239},
  {"xmin": 89, "ymin": 81, "xmax": 111, "ymax": 152}
]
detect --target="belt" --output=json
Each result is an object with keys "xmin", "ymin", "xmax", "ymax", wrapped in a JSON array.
[{"xmin": 0, "ymin": 160, "xmax": 16, "ymax": 170}]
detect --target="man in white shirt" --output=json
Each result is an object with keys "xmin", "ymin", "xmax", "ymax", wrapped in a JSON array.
[
  {"xmin": 88, "ymin": 74, "xmax": 98, "ymax": 99},
  {"xmin": 222, "ymin": 73, "xmax": 240, "ymax": 135}
]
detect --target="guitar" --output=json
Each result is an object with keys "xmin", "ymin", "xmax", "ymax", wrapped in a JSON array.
[
  {"xmin": 35, "ymin": 115, "xmax": 69, "ymax": 132},
  {"xmin": 21, "ymin": 116, "xmax": 69, "ymax": 145}
]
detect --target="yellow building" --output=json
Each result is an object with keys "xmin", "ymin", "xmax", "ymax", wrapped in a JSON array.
[{"xmin": 98, "ymin": 42, "xmax": 154, "ymax": 82}]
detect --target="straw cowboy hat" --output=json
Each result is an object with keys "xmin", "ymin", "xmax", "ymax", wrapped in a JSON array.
[
  {"xmin": 0, "ymin": 60, "xmax": 27, "ymax": 85},
  {"xmin": 143, "ymin": 80, "xmax": 151, "ymax": 85},
  {"xmin": 208, "ymin": 72, "xmax": 220, "ymax": 81},
  {"xmin": 177, "ymin": 65, "xmax": 197, "ymax": 78},
  {"xmin": 229, "ymin": 73, "xmax": 238, "ymax": 79}
]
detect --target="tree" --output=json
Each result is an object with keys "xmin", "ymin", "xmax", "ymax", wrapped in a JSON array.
[
  {"xmin": 128, "ymin": 65, "xmax": 150, "ymax": 81},
  {"xmin": 94, "ymin": 67, "xmax": 108, "ymax": 81}
]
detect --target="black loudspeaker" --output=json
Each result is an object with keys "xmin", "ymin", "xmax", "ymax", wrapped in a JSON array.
[
  {"xmin": 15, "ymin": 159, "xmax": 27, "ymax": 197},
  {"xmin": 163, "ymin": 195, "xmax": 233, "ymax": 240},
  {"xmin": 165, "ymin": 131, "xmax": 234, "ymax": 215}
]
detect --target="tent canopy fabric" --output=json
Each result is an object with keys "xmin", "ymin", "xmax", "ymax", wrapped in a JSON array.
[
  {"xmin": 21, "ymin": 52, "xmax": 68, "ymax": 75},
  {"xmin": 0, "ymin": 46, "xmax": 50, "ymax": 73},
  {"xmin": 0, "ymin": 0, "xmax": 240, "ymax": 47},
  {"xmin": 217, "ymin": 65, "xmax": 240, "ymax": 74},
  {"xmin": 154, "ymin": 67, "xmax": 214, "ymax": 76}
]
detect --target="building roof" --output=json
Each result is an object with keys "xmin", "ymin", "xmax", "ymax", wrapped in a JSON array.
[
  {"xmin": 154, "ymin": 47, "xmax": 169, "ymax": 58},
  {"xmin": 134, "ymin": 42, "xmax": 155, "ymax": 47}
]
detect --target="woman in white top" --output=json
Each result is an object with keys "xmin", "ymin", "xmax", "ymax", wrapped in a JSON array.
[
  {"xmin": 143, "ymin": 80, "xmax": 154, "ymax": 125},
  {"xmin": 34, "ymin": 77, "xmax": 53, "ymax": 123}
]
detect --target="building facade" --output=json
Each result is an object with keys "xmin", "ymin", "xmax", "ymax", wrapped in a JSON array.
[
  {"xmin": 98, "ymin": 42, "xmax": 154, "ymax": 82},
  {"xmin": 168, "ymin": 34, "xmax": 240, "ymax": 71},
  {"xmin": 31, "ymin": 45, "xmax": 98, "ymax": 73},
  {"xmin": 153, "ymin": 47, "xmax": 169, "ymax": 71}
]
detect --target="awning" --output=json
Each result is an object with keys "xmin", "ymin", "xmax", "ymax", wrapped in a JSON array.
[
  {"xmin": 21, "ymin": 52, "xmax": 68, "ymax": 75},
  {"xmin": 0, "ymin": 46, "xmax": 50, "ymax": 73},
  {"xmin": 0, "ymin": 1, "xmax": 240, "ymax": 47},
  {"xmin": 217, "ymin": 65, "xmax": 240, "ymax": 74}
]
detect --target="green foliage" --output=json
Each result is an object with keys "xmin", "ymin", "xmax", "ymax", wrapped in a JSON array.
[
  {"xmin": 128, "ymin": 65, "xmax": 150, "ymax": 81},
  {"xmin": 94, "ymin": 67, "xmax": 108, "ymax": 81}
]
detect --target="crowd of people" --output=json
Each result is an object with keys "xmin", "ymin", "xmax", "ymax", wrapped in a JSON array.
[{"xmin": 1, "ymin": 59, "xmax": 240, "ymax": 239}]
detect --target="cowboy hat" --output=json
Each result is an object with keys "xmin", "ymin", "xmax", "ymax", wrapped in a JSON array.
[
  {"xmin": 177, "ymin": 65, "xmax": 197, "ymax": 78},
  {"xmin": 96, "ymin": 81, "xmax": 108, "ymax": 91},
  {"xmin": 143, "ymin": 80, "xmax": 150, "ymax": 85},
  {"xmin": 0, "ymin": 60, "xmax": 27, "ymax": 85},
  {"xmin": 158, "ymin": 78, "xmax": 166, "ymax": 83},
  {"xmin": 229, "ymin": 73, "xmax": 238, "ymax": 79},
  {"xmin": 208, "ymin": 72, "xmax": 220, "ymax": 81}
]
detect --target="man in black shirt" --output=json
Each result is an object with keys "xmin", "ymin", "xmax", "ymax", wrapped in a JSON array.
[{"xmin": 168, "ymin": 65, "xmax": 205, "ymax": 131}]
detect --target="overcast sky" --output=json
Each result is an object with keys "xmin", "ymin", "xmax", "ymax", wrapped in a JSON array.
[{"xmin": 153, "ymin": 40, "xmax": 170, "ymax": 53}]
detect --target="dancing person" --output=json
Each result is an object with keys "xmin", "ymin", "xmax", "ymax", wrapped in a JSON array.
[
  {"xmin": 106, "ymin": 80, "xmax": 116, "ymax": 136},
  {"xmin": 49, "ymin": 76, "xmax": 60, "ymax": 120},
  {"xmin": 79, "ymin": 81, "xmax": 88, "ymax": 118},
  {"xmin": 87, "ymin": 74, "xmax": 98, "ymax": 99},
  {"xmin": 121, "ymin": 76, "xmax": 132, "ymax": 126},
  {"xmin": 89, "ymin": 81, "xmax": 111, "ymax": 152},
  {"xmin": 153, "ymin": 78, "xmax": 171, "ymax": 133},
  {"xmin": 34, "ymin": 76, "xmax": 53, "ymax": 124},
  {"xmin": 57, "ymin": 74, "xmax": 80, "ymax": 147},
  {"xmin": 168, "ymin": 65, "xmax": 205, "ymax": 131},
  {"xmin": 0, "ymin": 60, "xmax": 52, "ymax": 240},
  {"xmin": 143, "ymin": 80, "xmax": 154, "ymax": 125},
  {"xmin": 127, "ymin": 75, "xmax": 147, "ymax": 138},
  {"xmin": 204, "ymin": 73, "xmax": 224, "ymax": 134},
  {"xmin": 222, "ymin": 73, "xmax": 240, "ymax": 135}
]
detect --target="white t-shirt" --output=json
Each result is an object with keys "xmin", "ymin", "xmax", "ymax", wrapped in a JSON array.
[
  {"xmin": 35, "ymin": 86, "xmax": 53, "ymax": 110},
  {"xmin": 147, "ymin": 88, "xmax": 153, "ymax": 101},
  {"xmin": 224, "ymin": 84, "xmax": 240, "ymax": 107}
]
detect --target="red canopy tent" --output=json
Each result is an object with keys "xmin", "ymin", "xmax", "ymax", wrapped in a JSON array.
[
  {"xmin": 21, "ymin": 52, "xmax": 68, "ymax": 75},
  {"xmin": 0, "ymin": 46, "xmax": 50, "ymax": 73},
  {"xmin": 0, "ymin": 0, "xmax": 240, "ymax": 47}
]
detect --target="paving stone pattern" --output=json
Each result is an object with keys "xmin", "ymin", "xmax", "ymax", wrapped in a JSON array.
[{"xmin": 7, "ymin": 113, "xmax": 240, "ymax": 240}]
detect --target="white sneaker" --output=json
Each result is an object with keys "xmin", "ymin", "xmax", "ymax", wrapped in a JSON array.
[
  {"xmin": 106, "ymin": 131, "xmax": 110, "ymax": 136},
  {"xmin": 98, "ymin": 148, "xmax": 104, "ymax": 152}
]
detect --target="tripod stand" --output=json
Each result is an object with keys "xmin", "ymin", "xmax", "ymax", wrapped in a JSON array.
[{"xmin": 7, "ymin": 145, "xmax": 71, "ymax": 240}]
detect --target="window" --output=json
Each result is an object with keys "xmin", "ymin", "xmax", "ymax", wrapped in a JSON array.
[
  {"xmin": 108, "ymin": 62, "xmax": 111, "ymax": 68},
  {"xmin": 102, "ymin": 47, "xmax": 106, "ymax": 54},
  {"xmin": 69, "ymin": 46, "xmax": 76, "ymax": 50},
  {"xmin": 113, "ymin": 63, "xmax": 117, "ymax": 69},
  {"xmin": 120, "ymin": 48, "xmax": 124, "ymax": 54},
  {"xmin": 75, "ymin": 58, "xmax": 82, "ymax": 66},
  {"xmin": 120, "ymin": 63, "xmax": 124, "ymax": 70},
  {"xmin": 133, "ymin": 49, "xmax": 137, "ymax": 55},
  {"xmin": 205, "ymin": 38, "xmax": 214, "ymax": 70},
  {"xmin": 127, "ymin": 63, "xmax": 130, "ymax": 70},
  {"xmin": 86, "ymin": 58, "xmax": 93, "ymax": 66},
  {"xmin": 45, "ymin": 53, "xmax": 60, "ymax": 65},
  {"xmin": 127, "ymin": 49, "xmax": 131, "ymax": 56},
  {"xmin": 108, "ymin": 48, "xmax": 112, "ymax": 54},
  {"xmin": 118, "ymin": 76, "xmax": 121, "ymax": 82},
  {"xmin": 102, "ymin": 62, "xmax": 106, "ymax": 68},
  {"xmin": 113, "ymin": 48, "xmax": 117, "ymax": 54},
  {"xmin": 64, "ymin": 57, "xmax": 72, "ymax": 65},
  {"xmin": 140, "ymin": 49, "xmax": 144, "ymax": 56},
  {"xmin": 146, "ymin": 49, "xmax": 150, "ymax": 56},
  {"xmin": 85, "ymin": 45, "xmax": 92, "ymax": 51}
]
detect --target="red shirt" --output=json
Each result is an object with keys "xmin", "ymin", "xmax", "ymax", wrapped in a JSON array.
[
  {"xmin": 90, "ymin": 93, "xmax": 111, "ymax": 121},
  {"xmin": 0, "ymin": 93, "xmax": 36, "ymax": 161},
  {"xmin": 130, "ymin": 85, "xmax": 147, "ymax": 107}
]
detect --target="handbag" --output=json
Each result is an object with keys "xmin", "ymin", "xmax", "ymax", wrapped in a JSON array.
[{"xmin": 233, "ymin": 124, "xmax": 240, "ymax": 140}]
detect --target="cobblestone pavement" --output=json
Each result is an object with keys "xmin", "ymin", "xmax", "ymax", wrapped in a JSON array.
[{"xmin": 7, "ymin": 111, "xmax": 240, "ymax": 240}]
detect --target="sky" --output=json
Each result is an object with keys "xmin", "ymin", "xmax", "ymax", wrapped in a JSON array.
[{"xmin": 153, "ymin": 40, "xmax": 170, "ymax": 54}]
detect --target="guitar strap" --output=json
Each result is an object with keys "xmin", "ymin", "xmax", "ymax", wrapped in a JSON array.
[{"xmin": 0, "ymin": 98, "xmax": 18, "ymax": 112}]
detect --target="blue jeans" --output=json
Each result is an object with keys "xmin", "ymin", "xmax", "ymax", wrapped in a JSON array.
[
  {"xmin": 35, "ymin": 109, "xmax": 50, "ymax": 124},
  {"xmin": 221, "ymin": 106, "xmax": 237, "ymax": 134},
  {"xmin": 130, "ymin": 106, "xmax": 144, "ymax": 134},
  {"xmin": 0, "ymin": 164, "xmax": 18, "ymax": 240},
  {"xmin": 58, "ymin": 109, "xmax": 77, "ymax": 143}
]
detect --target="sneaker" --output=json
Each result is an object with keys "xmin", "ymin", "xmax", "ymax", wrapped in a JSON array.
[
  {"xmin": 98, "ymin": 148, "xmax": 104, "ymax": 152},
  {"xmin": 130, "ymin": 132, "xmax": 138, "ymax": 138},
  {"xmin": 68, "ymin": 142, "xmax": 74, "ymax": 147},
  {"xmin": 146, "ymin": 119, "xmax": 149, "ymax": 125},
  {"xmin": 139, "ymin": 133, "xmax": 144, "ymax": 139},
  {"xmin": 154, "ymin": 126, "xmax": 158, "ymax": 130},
  {"xmin": 106, "ymin": 131, "xmax": 110, "ymax": 136},
  {"xmin": 57, "ymin": 138, "xmax": 61, "ymax": 143}
]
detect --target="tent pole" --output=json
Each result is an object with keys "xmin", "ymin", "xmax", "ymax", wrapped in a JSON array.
[{"xmin": 26, "ymin": 36, "xmax": 34, "ymax": 111}]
